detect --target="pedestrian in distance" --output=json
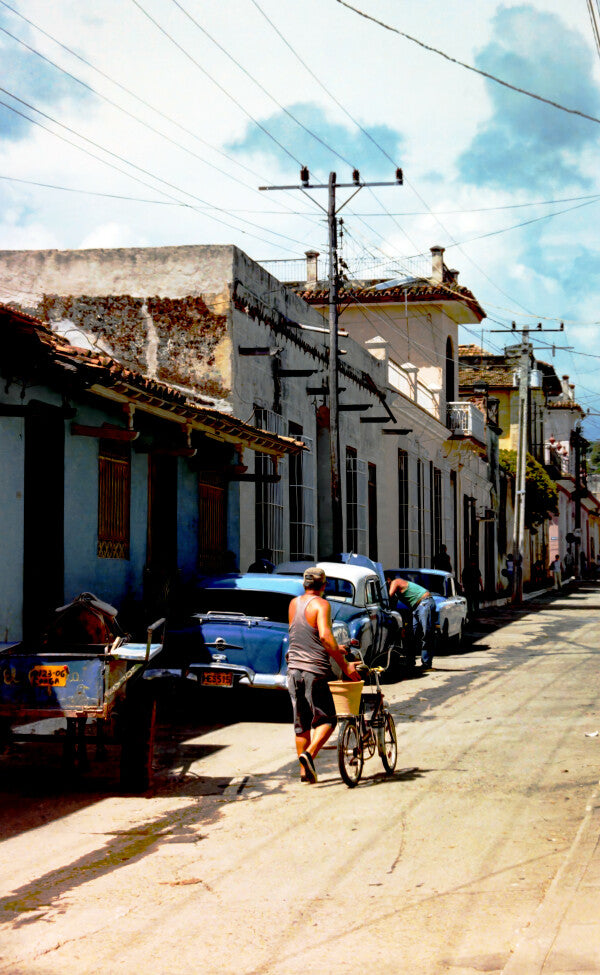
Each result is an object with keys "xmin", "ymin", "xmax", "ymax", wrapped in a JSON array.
[
  {"xmin": 462, "ymin": 557, "xmax": 484, "ymax": 622},
  {"xmin": 550, "ymin": 556, "xmax": 562, "ymax": 590},
  {"xmin": 564, "ymin": 548, "xmax": 575, "ymax": 580},
  {"xmin": 505, "ymin": 554, "xmax": 514, "ymax": 593},
  {"xmin": 388, "ymin": 576, "xmax": 436, "ymax": 671},
  {"xmin": 433, "ymin": 544, "xmax": 452, "ymax": 573},
  {"xmin": 286, "ymin": 567, "xmax": 361, "ymax": 784}
]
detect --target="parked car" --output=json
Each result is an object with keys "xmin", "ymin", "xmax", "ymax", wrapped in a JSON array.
[
  {"xmin": 385, "ymin": 568, "xmax": 467, "ymax": 648},
  {"xmin": 275, "ymin": 556, "xmax": 413, "ymax": 675},
  {"xmin": 152, "ymin": 558, "xmax": 413, "ymax": 691}
]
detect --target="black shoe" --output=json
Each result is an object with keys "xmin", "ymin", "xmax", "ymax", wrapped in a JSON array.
[{"xmin": 299, "ymin": 751, "xmax": 318, "ymax": 783}]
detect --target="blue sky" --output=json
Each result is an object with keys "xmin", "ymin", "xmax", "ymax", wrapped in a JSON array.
[{"xmin": 2, "ymin": 0, "xmax": 600, "ymax": 435}]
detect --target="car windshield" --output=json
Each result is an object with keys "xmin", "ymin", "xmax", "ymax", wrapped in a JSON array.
[
  {"xmin": 196, "ymin": 589, "xmax": 293, "ymax": 623},
  {"xmin": 394, "ymin": 571, "xmax": 446, "ymax": 596},
  {"xmin": 324, "ymin": 578, "xmax": 355, "ymax": 603}
]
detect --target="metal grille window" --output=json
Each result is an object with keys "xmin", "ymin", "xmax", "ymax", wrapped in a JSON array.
[
  {"xmin": 417, "ymin": 459, "xmax": 424, "ymax": 564},
  {"xmin": 346, "ymin": 448, "xmax": 367, "ymax": 554},
  {"xmin": 433, "ymin": 466, "xmax": 443, "ymax": 564},
  {"xmin": 98, "ymin": 439, "xmax": 130, "ymax": 559},
  {"xmin": 288, "ymin": 421, "xmax": 315, "ymax": 561},
  {"xmin": 254, "ymin": 407, "xmax": 285, "ymax": 563},
  {"xmin": 398, "ymin": 449, "xmax": 409, "ymax": 565},
  {"xmin": 368, "ymin": 463, "xmax": 378, "ymax": 562}
]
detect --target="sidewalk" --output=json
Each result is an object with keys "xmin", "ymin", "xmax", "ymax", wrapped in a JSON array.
[{"xmin": 480, "ymin": 578, "xmax": 575, "ymax": 612}]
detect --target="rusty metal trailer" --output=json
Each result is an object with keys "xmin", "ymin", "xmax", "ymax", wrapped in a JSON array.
[{"xmin": 0, "ymin": 619, "xmax": 164, "ymax": 791}]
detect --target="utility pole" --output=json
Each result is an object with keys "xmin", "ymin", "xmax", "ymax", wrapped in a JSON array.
[
  {"xmin": 512, "ymin": 326, "xmax": 530, "ymax": 605},
  {"xmin": 260, "ymin": 166, "xmax": 402, "ymax": 554},
  {"xmin": 492, "ymin": 321, "xmax": 565, "ymax": 605}
]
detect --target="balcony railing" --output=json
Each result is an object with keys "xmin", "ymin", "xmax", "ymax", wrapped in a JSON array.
[{"xmin": 447, "ymin": 402, "xmax": 486, "ymax": 444}]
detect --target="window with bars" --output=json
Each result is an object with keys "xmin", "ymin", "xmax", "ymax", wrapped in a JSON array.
[
  {"xmin": 417, "ymin": 459, "xmax": 424, "ymax": 564},
  {"xmin": 345, "ymin": 447, "xmax": 367, "ymax": 554},
  {"xmin": 398, "ymin": 449, "xmax": 409, "ymax": 565},
  {"xmin": 254, "ymin": 407, "xmax": 285, "ymax": 563},
  {"xmin": 368, "ymin": 462, "xmax": 378, "ymax": 562},
  {"xmin": 288, "ymin": 421, "xmax": 315, "ymax": 560},
  {"xmin": 98, "ymin": 439, "xmax": 131, "ymax": 559},
  {"xmin": 433, "ymin": 466, "xmax": 443, "ymax": 563}
]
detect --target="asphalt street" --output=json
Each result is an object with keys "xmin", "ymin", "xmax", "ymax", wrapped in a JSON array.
[{"xmin": 0, "ymin": 583, "xmax": 599, "ymax": 974}]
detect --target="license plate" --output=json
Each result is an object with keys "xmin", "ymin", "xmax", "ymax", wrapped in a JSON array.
[
  {"xmin": 201, "ymin": 671, "xmax": 234, "ymax": 687},
  {"xmin": 29, "ymin": 665, "xmax": 69, "ymax": 687}
]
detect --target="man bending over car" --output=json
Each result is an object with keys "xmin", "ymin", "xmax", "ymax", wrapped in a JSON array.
[{"xmin": 287, "ymin": 566, "xmax": 361, "ymax": 783}]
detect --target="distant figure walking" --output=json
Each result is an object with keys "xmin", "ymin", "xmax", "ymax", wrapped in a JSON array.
[
  {"xmin": 505, "ymin": 554, "xmax": 514, "ymax": 593},
  {"xmin": 550, "ymin": 557, "xmax": 562, "ymax": 590},
  {"xmin": 462, "ymin": 558, "xmax": 484, "ymax": 622},
  {"xmin": 433, "ymin": 544, "xmax": 452, "ymax": 573}
]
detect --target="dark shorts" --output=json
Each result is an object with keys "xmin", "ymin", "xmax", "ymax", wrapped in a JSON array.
[{"xmin": 287, "ymin": 669, "xmax": 337, "ymax": 736}]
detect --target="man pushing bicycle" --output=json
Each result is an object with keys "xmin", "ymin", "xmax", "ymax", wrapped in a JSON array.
[{"xmin": 287, "ymin": 567, "xmax": 361, "ymax": 783}]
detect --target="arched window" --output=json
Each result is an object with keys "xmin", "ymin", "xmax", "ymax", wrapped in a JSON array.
[{"xmin": 445, "ymin": 336, "xmax": 455, "ymax": 405}]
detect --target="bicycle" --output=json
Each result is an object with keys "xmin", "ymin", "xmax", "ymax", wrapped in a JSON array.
[{"xmin": 336, "ymin": 663, "xmax": 398, "ymax": 788}]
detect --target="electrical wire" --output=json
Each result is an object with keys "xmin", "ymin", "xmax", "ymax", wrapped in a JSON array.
[
  {"xmin": 168, "ymin": 0, "xmax": 356, "ymax": 171},
  {"xmin": 130, "ymin": 0, "xmax": 303, "ymax": 168},
  {"xmin": 0, "ymin": 0, "xmax": 312, "ymax": 211},
  {"xmin": 0, "ymin": 89, "xmax": 313, "ymax": 252},
  {"xmin": 334, "ymin": 0, "xmax": 600, "ymax": 127}
]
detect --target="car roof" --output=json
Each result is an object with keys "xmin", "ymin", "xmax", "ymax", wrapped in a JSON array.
[
  {"xmin": 199, "ymin": 573, "xmax": 304, "ymax": 595},
  {"xmin": 316, "ymin": 562, "xmax": 377, "ymax": 584},
  {"xmin": 387, "ymin": 568, "xmax": 452, "ymax": 579}
]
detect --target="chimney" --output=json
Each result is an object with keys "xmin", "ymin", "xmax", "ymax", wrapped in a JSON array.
[
  {"xmin": 447, "ymin": 268, "xmax": 459, "ymax": 285},
  {"xmin": 430, "ymin": 245, "xmax": 445, "ymax": 284},
  {"xmin": 305, "ymin": 250, "xmax": 320, "ymax": 286}
]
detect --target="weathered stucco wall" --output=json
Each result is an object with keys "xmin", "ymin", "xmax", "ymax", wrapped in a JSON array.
[{"xmin": 0, "ymin": 245, "xmax": 235, "ymax": 399}]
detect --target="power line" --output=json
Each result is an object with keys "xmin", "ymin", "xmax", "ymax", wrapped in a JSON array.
[
  {"xmin": 169, "ymin": 0, "xmax": 356, "ymax": 171},
  {"xmin": 248, "ymin": 0, "xmax": 398, "ymax": 167},
  {"xmin": 335, "ymin": 0, "xmax": 600, "ymax": 127},
  {"xmin": 130, "ymin": 0, "xmax": 303, "ymax": 168},
  {"xmin": 0, "ymin": 0, "xmax": 309, "ymax": 210},
  {"xmin": 0, "ymin": 89, "xmax": 312, "ymax": 252}
]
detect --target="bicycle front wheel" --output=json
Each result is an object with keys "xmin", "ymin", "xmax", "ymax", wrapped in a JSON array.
[
  {"xmin": 337, "ymin": 718, "xmax": 364, "ymax": 788},
  {"xmin": 377, "ymin": 711, "xmax": 397, "ymax": 774}
]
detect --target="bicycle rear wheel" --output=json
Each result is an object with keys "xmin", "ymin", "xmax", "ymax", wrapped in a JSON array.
[
  {"xmin": 377, "ymin": 711, "xmax": 397, "ymax": 774},
  {"xmin": 337, "ymin": 718, "xmax": 364, "ymax": 788}
]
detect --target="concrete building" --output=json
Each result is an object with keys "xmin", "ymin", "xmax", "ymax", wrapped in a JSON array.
[
  {"xmin": 0, "ymin": 300, "xmax": 302, "ymax": 641},
  {"xmin": 544, "ymin": 375, "xmax": 600, "ymax": 573},
  {"xmin": 288, "ymin": 247, "xmax": 492, "ymax": 585},
  {"xmin": 0, "ymin": 244, "xmax": 398, "ymax": 574}
]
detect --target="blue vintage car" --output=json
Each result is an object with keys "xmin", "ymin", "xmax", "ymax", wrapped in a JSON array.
[
  {"xmin": 275, "ymin": 557, "xmax": 413, "ymax": 676},
  {"xmin": 152, "ymin": 560, "xmax": 411, "ymax": 691},
  {"xmin": 385, "ymin": 568, "xmax": 467, "ymax": 647}
]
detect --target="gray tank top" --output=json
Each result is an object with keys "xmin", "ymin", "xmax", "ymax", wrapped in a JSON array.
[{"xmin": 287, "ymin": 596, "xmax": 333, "ymax": 677}]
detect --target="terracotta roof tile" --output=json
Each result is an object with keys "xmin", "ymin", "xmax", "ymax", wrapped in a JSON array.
[
  {"xmin": 0, "ymin": 302, "xmax": 304, "ymax": 455},
  {"xmin": 289, "ymin": 278, "xmax": 485, "ymax": 320}
]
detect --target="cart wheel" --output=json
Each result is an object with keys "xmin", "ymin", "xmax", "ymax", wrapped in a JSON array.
[
  {"xmin": 120, "ymin": 688, "xmax": 157, "ymax": 793},
  {"xmin": 377, "ymin": 711, "xmax": 397, "ymax": 774},
  {"xmin": 337, "ymin": 718, "xmax": 364, "ymax": 788}
]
